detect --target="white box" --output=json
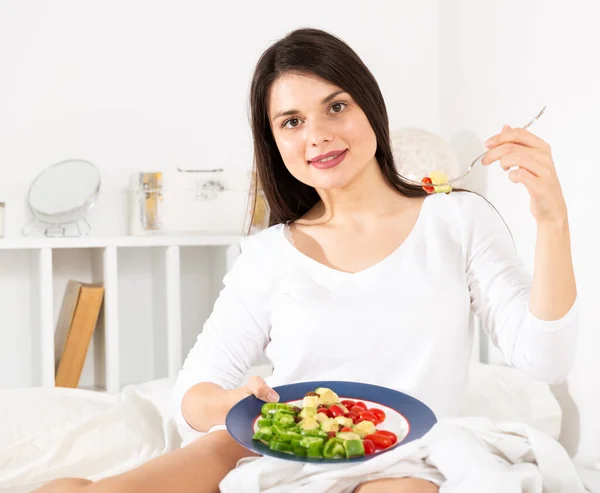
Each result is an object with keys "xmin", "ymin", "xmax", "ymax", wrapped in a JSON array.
[{"xmin": 129, "ymin": 169, "xmax": 251, "ymax": 235}]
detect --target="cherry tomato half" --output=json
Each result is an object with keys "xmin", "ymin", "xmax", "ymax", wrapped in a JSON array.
[
  {"xmin": 368, "ymin": 408, "xmax": 386, "ymax": 424},
  {"xmin": 421, "ymin": 176, "xmax": 435, "ymax": 194},
  {"xmin": 341, "ymin": 400, "xmax": 356, "ymax": 409},
  {"xmin": 351, "ymin": 401, "xmax": 367, "ymax": 412},
  {"xmin": 363, "ymin": 439, "xmax": 376, "ymax": 455},
  {"xmin": 318, "ymin": 408, "xmax": 334, "ymax": 418},
  {"xmin": 328, "ymin": 404, "xmax": 344, "ymax": 418},
  {"xmin": 375, "ymin": 430, "xmax": 398, "ymax": 445},
  {"xmin": 364, "ymin": 433, "xmax": 393, "ymax": 450},
  {"xmin": 350, "ymin": 406, "xmax": 366, "ymax": 415},
  {"xmin": 344, "ymin": 411, "xmax": 360, "ymax": 424},
  {"xmin": 359, "ymin": 411, "xmax": 379, "ymax": 425}
]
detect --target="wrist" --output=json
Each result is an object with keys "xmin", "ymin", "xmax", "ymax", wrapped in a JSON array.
[
  {"xmin": 537, "ymin": 215, "xmax": 569, "ymax": 233},
  {"xmin": 227, "ymin": 386, "xmax": 250, "ymax": 409}
]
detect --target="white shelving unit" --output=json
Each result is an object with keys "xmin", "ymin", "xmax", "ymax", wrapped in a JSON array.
[{"xmin": 0, "ymin": 234, "xmax": 243, "ymax": 393}]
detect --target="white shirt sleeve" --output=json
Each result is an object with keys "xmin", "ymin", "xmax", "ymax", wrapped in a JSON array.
[
  {"xmin": 461, "ymin": 192, "xmax": 578, "ymax": 385},
  {"xmin": 171, "ymin": 234, "xmax": 272, "ymax": 437}
]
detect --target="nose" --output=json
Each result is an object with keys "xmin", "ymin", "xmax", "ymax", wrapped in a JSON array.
[{"xmin": 307, "ymin": 118, "xmax": 333, "ymax": 146}]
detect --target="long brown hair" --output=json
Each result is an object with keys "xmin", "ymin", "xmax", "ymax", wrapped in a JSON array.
[{"xmin": 248, "ymin": 28, "xmax": 427, "ymax": 229}]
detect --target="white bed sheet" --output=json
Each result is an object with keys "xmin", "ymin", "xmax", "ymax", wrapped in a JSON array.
[{"xmin": 0, "ymin": 362, "xmax": 592, "ymax": 493}]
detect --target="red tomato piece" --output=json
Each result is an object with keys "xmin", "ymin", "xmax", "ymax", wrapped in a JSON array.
[
  {"xmin": 351, "ymin": 401, "xmax": 368, "ymax": 411},
  {"xmin": 341, "ymin": 400, "xmax": 356, "ymax": 409},
  {"xmin": 340, "ymin": 426, "xmax": 353, "ymax": 432},
  {"xmin": 328, "ymin": 404, "xmax": 344, "ymax": 417},
  {"xmin": 317, "ymin": 408, "xmax": 329, "ymax": 416},
  {"xmin": 363, "ymin": 439, "xmax": 376, "ymax": 455},
  {"xmin": 364, "ymin": 433, "xmax": 393, "ymax": 450},
  {"xmin": 359, "ymin": 411, "xmax": 379, "ymax": 425},
  {"xmin": 421, "ymin": 176, "xmax": 434, "ymax": 194},
  {"xmin": 344, "ymin": 411, "xmax": 360, "ymax": 424},
  {"xmin": 375, "ymin": 430, "xmax": 398, "ymax": 444},
  {"xmin": 350, "ymin": 406, "xmax": 366, "ymax": 415},
  {"xmin": 368, "ymin": 408, "xmax": 386, "ymax": 424}
]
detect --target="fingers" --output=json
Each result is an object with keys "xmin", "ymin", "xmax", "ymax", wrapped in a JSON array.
[
  {"xmin": 485, "ymin": 124, "xmax": 549, "ymax": 150},
  {"xmin": 508, "ymin": 168, "xmax": 542, "ymax": 195},
  {"xmin": 244, "ymin": 375, "xmax": 279, "ymax": 403}
]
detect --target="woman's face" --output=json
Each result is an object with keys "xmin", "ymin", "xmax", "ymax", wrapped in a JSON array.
[{"xmin": 268, "ymin": 72, "xmax": 378, "ymax": 191}]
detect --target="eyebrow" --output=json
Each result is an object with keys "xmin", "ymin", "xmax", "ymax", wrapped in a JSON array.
[{"xmin": 271, "ymin": 90, "xmax": 347, "ymax": 121}]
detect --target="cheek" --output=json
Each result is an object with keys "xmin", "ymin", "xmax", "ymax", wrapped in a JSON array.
[
  {"xmin": 274, "ymin": 134, "xmax": 309, "ymax": 179},
  {"xmin": 341, "ymin": 115, "xmax": 377, "ymax": 155}
]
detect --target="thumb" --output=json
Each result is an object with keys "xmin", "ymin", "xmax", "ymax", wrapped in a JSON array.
[{"xmin": 244, "ymin": 375, "xmax": 279, "ymax": 403}]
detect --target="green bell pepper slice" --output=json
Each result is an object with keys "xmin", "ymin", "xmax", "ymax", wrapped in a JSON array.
[
  {"xmin": 271, "ymin": 423, "xmax": 294, "ymax": 441},
  {"xmin": 284, "ymin": 430, "xmax": 304, "ymax": 441},
  {"xmin": 343, "ymin": 439, "xmax": 365, "ymax": 458},
  {"xmin": 299, "ymin": 436, "xmax": 324, "ymax": 458},
  {"xmin": 252, "ymin": 428, "xmax": 273, "ymax": 443},
  {"xmin": 257, "ymin": 418, "xmax": 273, "ymax": 428},
  {"xmin": 269, "ymin": 439, "xmax": 292, "ymax": 454},
  {"xmin": 273, "ymin": 412, "xmax": 296, "ymax": 427},
  {"xmin": 261, "ymin": 403, "xmax": 297, "ymax": 417},
  {"xmin": 292, "ymin": 444, "xmax": 307, "ymax": 456},
  {"xmin": 323, "ymin": 438, "xmax": 346, "ymax": 459},
  {"xmin": 300, "ymin": 429, "xmax": 328, "ymax": 439}
]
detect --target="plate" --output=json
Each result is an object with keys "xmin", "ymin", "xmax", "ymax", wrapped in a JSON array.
[{"xmin": 225, "ymin": 381, "xmax": 437, "ymax": 463}]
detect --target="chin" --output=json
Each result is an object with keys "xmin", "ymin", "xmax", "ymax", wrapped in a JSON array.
[{"xmin": 310, "ymin": 173, "xmax": 355, "ymax": 191}]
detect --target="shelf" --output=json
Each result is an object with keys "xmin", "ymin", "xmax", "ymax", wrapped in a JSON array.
[{"xmin": 0, "ymin": 234, "xmax": 244, "ymax": 250}]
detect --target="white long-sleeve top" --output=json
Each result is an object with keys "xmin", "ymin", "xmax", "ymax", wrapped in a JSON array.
[{"xmin": 172, "ymin": 191, "xmax": 578, "ymax": 442}]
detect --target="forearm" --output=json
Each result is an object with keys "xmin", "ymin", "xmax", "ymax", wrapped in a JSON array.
[
  {"xmin": 181, "ymin": 382, "xmax": 247, "ymax": 433},
  {"xmin": 530, "ymin": 217, "xmax": 577, "ymax": 320}
]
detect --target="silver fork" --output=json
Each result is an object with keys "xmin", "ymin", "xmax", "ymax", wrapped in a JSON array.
[{"xmin": 403, "ymin": 105, "xmax": 547, "ymax": 187}]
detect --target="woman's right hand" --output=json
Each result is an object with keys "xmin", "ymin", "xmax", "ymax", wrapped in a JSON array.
[
  {"xmin": 182, "ymin": 377, "xmax": 280, "ymax": 433},
  {"xmin": 238, "ymin": 375, "xmax": 280, "ymax": 403}
]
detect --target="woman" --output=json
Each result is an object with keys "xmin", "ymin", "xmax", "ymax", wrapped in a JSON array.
[{"xmin": 37, "ymin": 27, "xmax": 577, "ymax": 493}]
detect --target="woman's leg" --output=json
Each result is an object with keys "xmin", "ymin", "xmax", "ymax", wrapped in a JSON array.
[
  {"xmin": 354, "ymin": 477, "xmax": 439, "ymax": 493},
  {"xmin": 33, "ymin": 430, "xmax": 257, "ymax": 493}
]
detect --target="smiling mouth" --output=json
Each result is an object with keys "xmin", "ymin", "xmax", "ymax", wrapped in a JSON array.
[
  {"xmin": 310, "ymin": 150, "xmax": 346, "ymax": 164},
  {"xmin": 309, "ymin": 149, "xmax": 348, "ymax": 170}
]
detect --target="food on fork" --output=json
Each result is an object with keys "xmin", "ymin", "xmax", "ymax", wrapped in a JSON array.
[{"xmin": 421, "ymin": 170, "xmax": 452, "ymax": 194}]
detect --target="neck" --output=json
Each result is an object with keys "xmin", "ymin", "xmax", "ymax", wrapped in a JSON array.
[{"xmin": 298, "ymin": 158, "xmax": 409, "ymax": 226}]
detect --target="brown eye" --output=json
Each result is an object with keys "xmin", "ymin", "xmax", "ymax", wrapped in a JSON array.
[
  {"xmin": 283, "ymin": 118, "xmax": 301, "ymax": 129},
  {"xmin": 330, "ymin": 102, "xmax": 347, "ymax": 113}
]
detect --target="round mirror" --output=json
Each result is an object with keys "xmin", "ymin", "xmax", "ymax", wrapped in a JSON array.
[{"xmin": 22, "ymin": 159, "xmax": 101, "ymax": 237}]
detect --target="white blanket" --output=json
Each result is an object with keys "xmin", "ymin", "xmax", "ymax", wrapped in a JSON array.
[
  {"xmin": 0, "ymin": 383, "xmax": 181, "ymax": 493},
  {"xmin": 219, "ymin": 417, "xmax": 588, "ymax": 493}
]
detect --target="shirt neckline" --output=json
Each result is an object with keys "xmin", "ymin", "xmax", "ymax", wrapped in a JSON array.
[{"xmin": 279, "ymin": 195, "xmax": 431, "ymax": 277}]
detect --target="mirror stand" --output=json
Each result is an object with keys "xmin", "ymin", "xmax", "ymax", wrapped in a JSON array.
[{"xmin": 21, "ymin": 216, "xmax": 93, "ymax": 238}]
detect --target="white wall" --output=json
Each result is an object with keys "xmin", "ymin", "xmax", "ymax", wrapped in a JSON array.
[
  {"xmin": 439, "ymin": 0, "xmax": 600, "ymax": 466},
  {"xmin": 0, "ymin": 0, "xmax": 440, "ymax": 237},
  {"xmin": 0, "ymin": 1, "xmax": 440, "ymax": 386}
]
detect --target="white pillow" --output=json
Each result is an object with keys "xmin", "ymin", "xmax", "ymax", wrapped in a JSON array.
[{"xmin": 459, "ymin": 361, "xmax": 562, "ymax": 439}]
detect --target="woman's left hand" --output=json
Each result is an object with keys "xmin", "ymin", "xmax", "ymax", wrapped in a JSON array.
[{"xmin": 482, "ymin": 125, "xmax": 568, "ymax": 224}]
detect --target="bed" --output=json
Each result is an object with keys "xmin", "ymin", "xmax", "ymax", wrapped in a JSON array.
[{"xmin": 1, "ymin": 361, "xmax": 598, "ymax": 493}]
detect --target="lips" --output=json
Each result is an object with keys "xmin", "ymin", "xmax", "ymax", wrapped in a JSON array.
[
  {"xmin": 309, "ymin": 149, "xmax": 347, "ymax": 163},
  {"xmin": 308, "ymin": 149, "xmax": 348, "ymax": 170}
]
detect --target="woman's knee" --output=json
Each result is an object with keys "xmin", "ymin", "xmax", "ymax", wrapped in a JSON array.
[
  {"xmin": 354, "ymin": 477, "xmax": 439, "ymax": 493},
  {"xmin": 33, "ymin": 478, "xmax": 93, "ymax": 493}
]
